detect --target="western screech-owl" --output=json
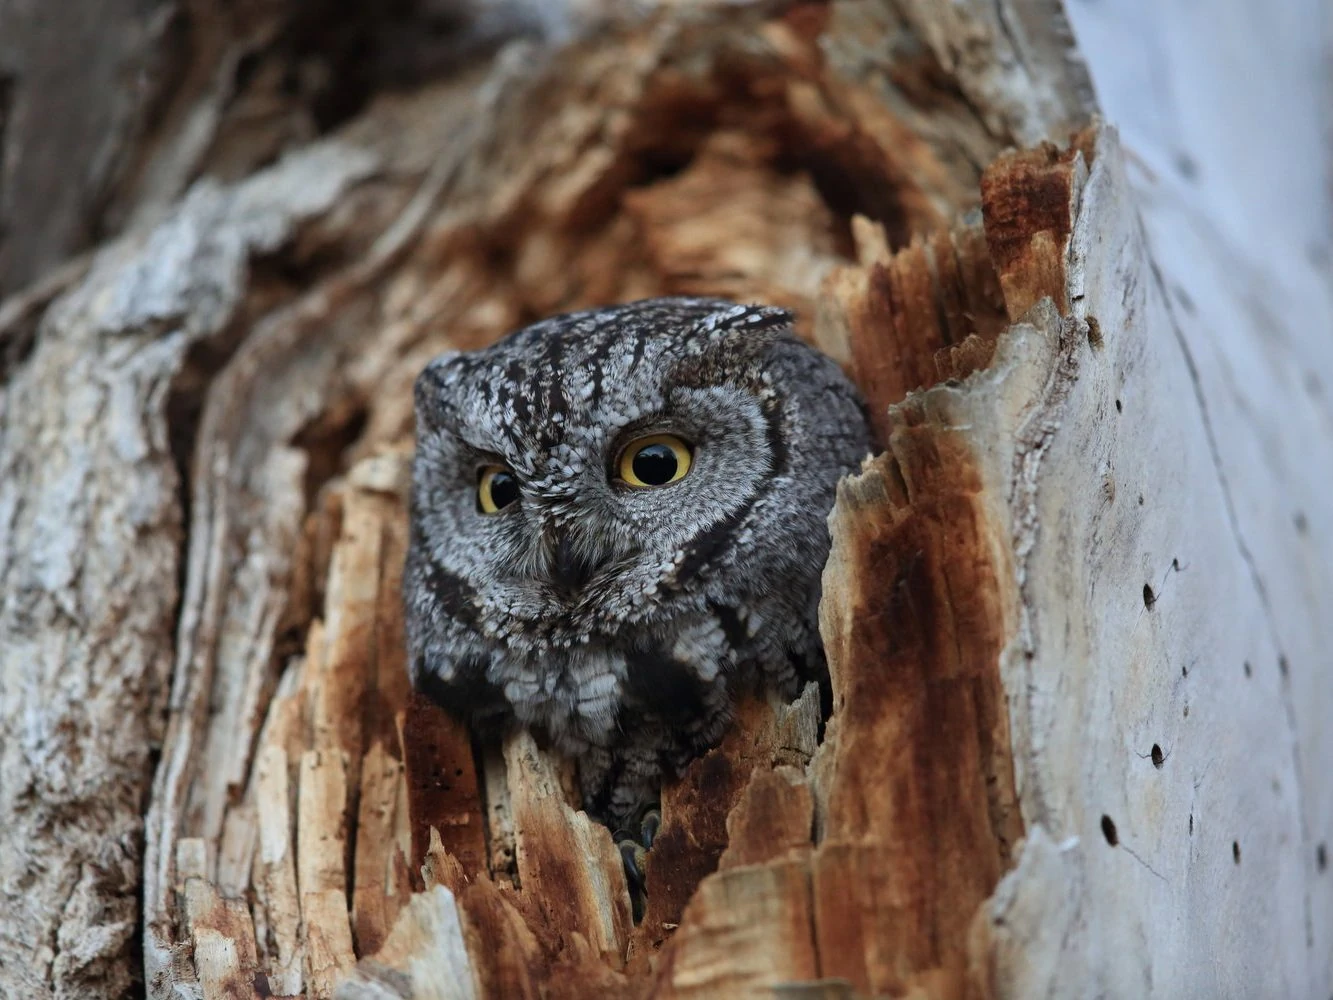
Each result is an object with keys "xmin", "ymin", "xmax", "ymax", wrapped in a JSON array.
[{"xmin": 403, "ymin": 297, "xmax": 871, "ymax": 827}]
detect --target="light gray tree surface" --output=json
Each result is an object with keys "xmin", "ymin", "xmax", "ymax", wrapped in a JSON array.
[{"xmin": 1067, "ymin": 1, "xmax": 1333, "ymax": 990}]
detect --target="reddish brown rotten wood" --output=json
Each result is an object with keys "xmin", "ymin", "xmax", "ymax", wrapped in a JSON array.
[
  {"xmin": 979, "ymin": 131, "xmax": 1097, "ymax": 318},
  {"xmin": 812, "ymin": 439, "xmax": 1020, "ymax": 998},
  {"xmin": 402, "ymin": 694, "xmax": 488, "ymax": 884},
  {"xmin": 821, "ymin": 218, "xmax": 1008, "ymax": 442}
]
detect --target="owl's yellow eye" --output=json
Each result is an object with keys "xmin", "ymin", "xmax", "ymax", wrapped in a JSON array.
[
  {"xmin": 478, "ymin": 465, "xmax": 519, "ymax": 513},
  {"xmin": 617, "ymin": 434, "xmax": 692, "ymax": 488}
]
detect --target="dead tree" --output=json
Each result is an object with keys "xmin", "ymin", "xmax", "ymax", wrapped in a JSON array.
[{"xmin": 1, "ymin": 2, "xmax": 1328, "ymax": 998}]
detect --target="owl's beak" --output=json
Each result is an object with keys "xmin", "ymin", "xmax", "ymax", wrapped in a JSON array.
[{"xmin": 547, "ymin": 528, "xmax": 602, "ymax": 594}]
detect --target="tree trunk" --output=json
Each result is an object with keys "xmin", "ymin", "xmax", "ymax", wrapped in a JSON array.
[{"xmin": 0, "ymin": 2, "xmax": 1328, "ymax": 998}]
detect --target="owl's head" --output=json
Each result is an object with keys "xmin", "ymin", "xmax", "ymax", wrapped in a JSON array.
[{"xmin": 408, "ymin": 297, "xmax": 799, "ymax": 647}]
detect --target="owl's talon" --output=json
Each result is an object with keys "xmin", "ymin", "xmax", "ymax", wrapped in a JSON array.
[
  {"xmin": 640, "ymin": 808, "xmax": 661, "ymax": 850},
  {"xmin": 617, "ymin": 837, "xmax": 649, "ymax": 922},
  {"xmin": 615, "ymin": 806, "xmax": 659, "ymax": 922},
  {"xmin": 618, "ymin": 839, "xmax": 647, "ymax": 889}
]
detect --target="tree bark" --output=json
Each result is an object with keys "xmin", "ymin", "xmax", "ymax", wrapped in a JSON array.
[{"xmin": 0, "ymin": 2, "xmax": 1328, "ymax": 999}]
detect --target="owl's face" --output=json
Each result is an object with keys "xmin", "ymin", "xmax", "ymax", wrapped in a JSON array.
[{"xmin": 410, "ymin": 298, "xmax": 795, "ymax": 648}]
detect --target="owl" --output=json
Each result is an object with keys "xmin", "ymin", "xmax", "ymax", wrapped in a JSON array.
[{"xmin": 403, "ymin": 297, "xmax": 872, "ymax": 835}]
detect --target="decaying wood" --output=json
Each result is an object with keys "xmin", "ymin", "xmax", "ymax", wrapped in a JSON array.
[
  {"xmin": 139, "ymin": 4, "xmax": 1089, "ymax": 994},
  {"xmin": 1, "ymin": 0, "xmax": 1329, "ymax": 998}
]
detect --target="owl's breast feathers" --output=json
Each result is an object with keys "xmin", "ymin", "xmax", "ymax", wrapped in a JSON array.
[{"xmin": 421, "ymin": 606, "xmax": 732, "ymax": 733}]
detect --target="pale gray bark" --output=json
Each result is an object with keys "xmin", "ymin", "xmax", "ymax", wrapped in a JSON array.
[
  {"xmin": 976, "ymin": 129, "xmax": 1325, "ymax": 998},
  {"xmin": 1068, "ymin": 2, "xmax": 1333, "ymax": 987},
  {"xmin": 0, "ymin": 146, "xmax": 378, "ymax": 998}
]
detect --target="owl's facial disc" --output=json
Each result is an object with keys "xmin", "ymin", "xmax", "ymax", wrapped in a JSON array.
[{"xmin": 411, "ymin": 298, "xmax": 790, "ymax": 634}]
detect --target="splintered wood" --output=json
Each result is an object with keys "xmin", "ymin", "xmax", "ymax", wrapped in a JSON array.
[
  {"xmin": 202, "ymin": 453, "xmax": 421, "ymax": 1000},
  {"xmin": 230, "ymin": 134, "xmax": 1067, "ymax": 997},
  {"xmin": 816, "ymin": 216, "xmax": 1010, "ymax": 443}
]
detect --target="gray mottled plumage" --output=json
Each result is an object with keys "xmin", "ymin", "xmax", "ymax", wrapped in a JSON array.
[{"xmin": 403, "ymin": 297, "xmax": 871, "ymax": 825}]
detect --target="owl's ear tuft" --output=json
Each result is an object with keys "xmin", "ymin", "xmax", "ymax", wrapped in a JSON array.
[
  {"xmin": 712, "ymin": 302, "xmax": 793, "ymax": 339},
  {"xmin": 414, "ymin": 350, "xmax": 464, "ymax": 416},
  {"xmin": 685, "ymin": 303, "xmax": 797, "ymax": 367}
]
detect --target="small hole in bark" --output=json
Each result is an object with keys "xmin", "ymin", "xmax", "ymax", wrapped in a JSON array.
[
  {"xmin": 1317, "ymin": 843, "xmax": 1327, "ymax": 873},
  {"xmin": 1293, "ymin": 511, "xmax": 1309, "ymax": 535},
  {"xmin": 1172, "ymin": 557, "xmax": 1181, "ymax": 571},
  {"xmin": 1181, "ymin": 663, "xmax": 1188, "ymax": 677},
  {"xmin": 1086, "ymin": 315, "xmax": 1103, "ymax": 350},
  {"xmin": 234, "ymin": 51, "xmax": 263, "ymax": 92},
  {"xmin": 1279, "ymin": 655, "xmax": 1290, "ymax": 677},
  {"xmin": 1115, "ymin": 398, "xmax": 1123, "ymax": 413},
  {"xmin": 1183, "ymin": 704, "xmax": 1189, "ymax": 718},
  {"xmin": 1244, "ymin": 661, "xmax": 1253, "ymax": 678},
  {"xmin": 1138, "ymin": 495, "xmax": 1145, "ymax": 506},
  {"xmin": 787, "ymin": 137, "xmax": 914, "ymax": 247},
  {"xmin": 1101, "ymin": 815, "xmax": 1119, "ymax": 846},
  {"xmin": 1232, "ymin": 840, "xmax": 1241, "ymax": 864},
  {"xmin": 630, "ymin": 148, "xmax": 699, "ymax": 187},
  {"xmin": 1143, "ymin": 584, "xmax": 1156, "ymax": 609},
  {"xmin": 293, "ymin": 405, "xmax": 370, "ymax": 510},
  {"xmin": 1151, "ymin": 744, "xmax": 1164, "ymax": 768},
  {"xmin": 1189, "ymin": 813, "xmax": 1194, "ymax": 835}
]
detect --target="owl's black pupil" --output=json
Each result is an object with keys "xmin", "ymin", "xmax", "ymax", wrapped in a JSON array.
[
  {"xmin": 632, "ymin": 443, "xmax": 678, "ymax": 485},
  {"xmin": 487, "ymin": 471, "xmax": 519, "ymax": 509}
]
